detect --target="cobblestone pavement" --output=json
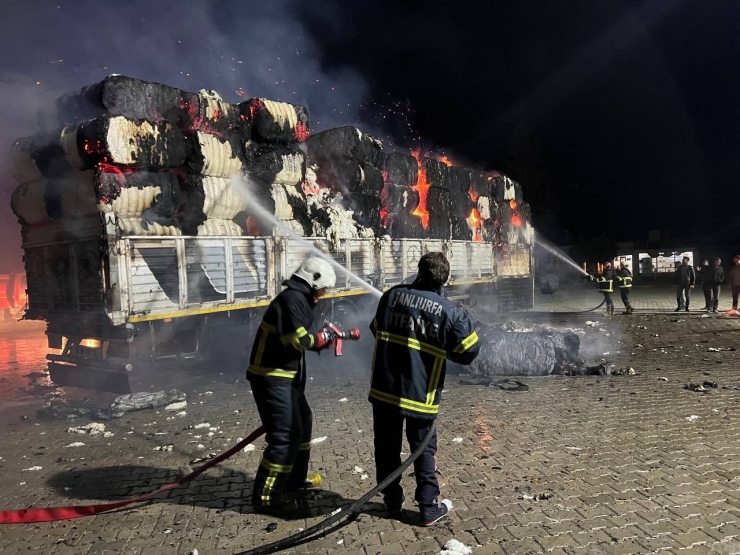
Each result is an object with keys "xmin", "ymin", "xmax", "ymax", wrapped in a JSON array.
[{"xmin": 1, "ymin": 287, "xmax": 740, "ymax": 554}]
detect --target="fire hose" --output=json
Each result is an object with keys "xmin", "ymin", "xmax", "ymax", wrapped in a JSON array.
[
  {"xmin": 237, "ymin": 419, "xmax": 438, "ymax": 555},
  {"xmin": 0, "ymin": 324, "xmax": 362, "ymax": 526},
  {"xmin": 0, "ymin": 424, "xmax": 267, "ymax": 524}
]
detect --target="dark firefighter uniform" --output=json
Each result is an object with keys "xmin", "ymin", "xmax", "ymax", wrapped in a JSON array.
[
  {"xmin": 616, "ymin": 266, "xmax": 633, "ymax": 314},
  {"xmin": 596, "ymin": 267, "xmax": 615, "ymax": 316},
  {"xmin": 247, "ymin": 278, "xmax": 334, "ymax": 510},
  {"xmin": 369, "ymin": 283, "xmax": 480, "ymax": 512}
]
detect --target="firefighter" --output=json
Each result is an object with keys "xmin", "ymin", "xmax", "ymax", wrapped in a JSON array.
[
  {"xmin": 247, "ymin": 256, "xmax": 342, "ymax": 516},
  {"xmin": 368, "ymin": 252, "xmax": 480, "ymax": 526},
  {"xmin": 616, "ymin": 261, "xmax": 633, "ymax": 314},
  {"xmin": 596, "ymin": 262, "xmax": 615, "ymax": 316}
]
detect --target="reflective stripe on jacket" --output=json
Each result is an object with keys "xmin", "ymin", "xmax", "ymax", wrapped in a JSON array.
[
  {"xmin": 616, "ymin": 268, "xmax": 632, "ymax": 288},
  {"xmin": 368, "ymin": 283, "xmax": 481, "ymax": 419},
  {"xmin": 247, "ymin": 278, "xmax": 316, "ymax": 381},
  {"xmin": 597, "ymin": 269, "xmax": 614, "ymax": 293}
]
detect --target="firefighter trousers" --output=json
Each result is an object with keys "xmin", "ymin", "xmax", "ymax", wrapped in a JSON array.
[
  {"xmin": 372, "ymin": 403, "xmax": 439, "ymax": 508},
  {"xmin": 249, "ymin": 375, "xmax": 313, "ymax": 507},
  {"xmin": 620, "ymin": 288, "xmax": 630, "ymax": 307},
  {"xmin": 601, "ymin": 291, "xmax": 613, "ymax": 308}
]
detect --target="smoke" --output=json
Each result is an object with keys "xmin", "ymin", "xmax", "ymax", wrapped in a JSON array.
[{"xmin": 0, "ymin": 0, "xmax": 377, "ymax": 269}]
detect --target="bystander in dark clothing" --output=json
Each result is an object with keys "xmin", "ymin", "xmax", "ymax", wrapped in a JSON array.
[
  {"xmin": 675, "ymin": 257, "xmax": 695, "ymax": 311},
  {"xmin": 729, "ymin": 256, "xmax": 740, "ymax": 315},
  {"xmin": 697, "ymin": 260, "xmax": 712, "ymax": 310},
  {"xmin": 708, "ymin": 259, "xmax": 725, "ymax": 313}
]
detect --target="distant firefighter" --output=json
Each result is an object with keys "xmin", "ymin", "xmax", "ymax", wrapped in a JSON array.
[
  {"xmin": 595, "ymin": 262, "xmax": 615, "ymax": 316},
  {"xmin": 616, "ymin": 261, "xmax": 633, "ymax": 314}
]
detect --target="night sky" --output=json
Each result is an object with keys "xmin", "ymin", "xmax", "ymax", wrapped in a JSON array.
[{"xmin": 1, "ymin": 0, "xmax": 739, "ymax": 271}]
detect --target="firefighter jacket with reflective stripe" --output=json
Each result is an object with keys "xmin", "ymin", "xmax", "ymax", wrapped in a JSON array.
[
  {"xmin": 596, "ymin": 269, "xmax": 614, "ymax": 292},
  {"xmin": 247, "ymin": 278, "xmax": 324, "ymax": 381},
  {"xmin": 368, "ymin": 283, "xmax": 481, "ymax": 419},
  {"xmin": 616, "ymin": 268, "xmax": 632, "ymax": 288}
]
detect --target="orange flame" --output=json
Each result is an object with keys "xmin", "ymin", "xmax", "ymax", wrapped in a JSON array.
[
  {"xmin": 467, "ymin": 208, "xmax": 482, "ymax": 242},
  {"xmin": 436, "ymin": 154, "xmax": 453, "ymax": 167},
  {"xmin": 410, "ymin": 148, "xmax": 430, "ymax": 229},
  {"xmin": 468, "ymin": 187, "xmax": 479, "ymax": 203},
  {"xmin": 510, "ymin": 199, "xmax": 518, "ymax": 209},
  {"xmin": 511, "ymin": 214, "xmax": 522, "ymax": 227}
]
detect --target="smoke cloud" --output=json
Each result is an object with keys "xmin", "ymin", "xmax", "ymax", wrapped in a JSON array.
[{"xmin": 0, "ymin": 0, "xmax": 377, "ymax": 270}]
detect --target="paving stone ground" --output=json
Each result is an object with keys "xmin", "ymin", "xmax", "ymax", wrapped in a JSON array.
[{"xmin": 1, "ymin": 284, "xmax": 740, "ymax": 554}]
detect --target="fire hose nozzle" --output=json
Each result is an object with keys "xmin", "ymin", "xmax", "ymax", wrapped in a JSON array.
[
  {"xmin": 341, "ymin": 328, "xmax": 361, "ymax": 341},
  {"xmin": 325, "ymin": 324, "xmax": 360, "ymax": 356}
]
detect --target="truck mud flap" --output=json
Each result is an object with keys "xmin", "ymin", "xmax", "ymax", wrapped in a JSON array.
[{"xmin": 48, "ymin": 362, "xmax": 132, "ymax": 394}]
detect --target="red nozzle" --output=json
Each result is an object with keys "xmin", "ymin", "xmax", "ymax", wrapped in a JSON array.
[{"xmin": 347, "ymin": 328, "xmax": 361, "ymax": 341}]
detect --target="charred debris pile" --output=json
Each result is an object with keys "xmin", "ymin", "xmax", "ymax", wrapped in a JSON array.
[{"xmin": 9, "ymin": 75, "xmax": 533, "ymax": 248}]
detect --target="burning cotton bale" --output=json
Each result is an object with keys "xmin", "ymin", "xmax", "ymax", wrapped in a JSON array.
[
  {"xmin": 426, "ymin": 187, "xmax": 453, "ymax": 239},
  {"xmin": 243, "ymin": 98, "xmax": 309, "ymax": 143},
  {"xmin": 311, "ymin": 159, "xmax": 384, "ymax": 196},
  {"xmin": 96, "ymin": 169, "xmax": 182, "ymax": 235},
  {"xmin": 305, "ymin": 189, "xmax": 374, "ymax": 248},
  {"xmin": 380, "ymin": 152, "xmax": 418, "ymax": 188},
  {"xmin": 52, "ymin": 75, "xmax": 182, "ymax": 125},
  {"xmin": 342, "ymin": 193, "xmax": 381, "ymax": 232},
  {"xmin": 185, "ymin": 131, "xmax": 245, "ymax": 178},
  {"xmin": 380, "ymin": 183, "xmax": 425, "ymax": 238},
  {"xmin": 490, "ymin": 172, "xmax": 523, "ymax": 203},
  {"xmin": 467, "ymin": 324, "xmax": 583, "ymax": 377},
  {"xmin": 306, "ymin": 126, "xmax": 384, "ymax": 167},
  {"xmin": 245, "ymin": 142, "xmax": 306, "ymax": 188},
  {"xmin": 64, "ymin": 116, "xmax": 186, "ymax": 170},
  {"xmin": 179, "ymin": 90, "xmax": 246, "ymax": 138}
]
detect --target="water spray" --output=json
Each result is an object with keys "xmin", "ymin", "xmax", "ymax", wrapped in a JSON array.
[
  {"xmin": 535, "ymin": 237, "xmax": 589, "ymax": 277},
  {"xmin": 232, "ymin": 176, "xmax": 383, "ymax": 299}
]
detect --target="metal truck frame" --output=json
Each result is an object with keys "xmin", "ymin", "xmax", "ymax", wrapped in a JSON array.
[{"xmin": 18, "ymin": 213, "xmax": 534, "ymax": 392}]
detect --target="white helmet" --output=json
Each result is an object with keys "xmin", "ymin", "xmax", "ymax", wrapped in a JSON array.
[{"xmin": 292, "ymin": 256, "xmax": 337, "ymax": 291}]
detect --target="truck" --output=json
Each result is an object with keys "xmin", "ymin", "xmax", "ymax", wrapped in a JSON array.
[{"xmin": 10, "ymin": 75, "xmax": 534, "ymax": 393}]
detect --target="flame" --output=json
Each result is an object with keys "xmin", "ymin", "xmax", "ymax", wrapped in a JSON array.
[
  {"xmin": 295, "ymin": 121, "xmax": 309, "ymax": 142},
  {"xmin": 410, "ymin": 148, "xmax": 430, "ymax": 229},
  {"xmin": 509, "ymin": 198, "xmax": 522, "ymax": 227},
  {"xmin": 468, "ymin": 187, "xmax": 479, "ymax": 203},
  {"xmin": 467, "ymin": 208, "xmax": 482, "ymax": 242},
  {"xmin": 380, "ymin": 208, "xmax": 390, "ymax": 227},
  {"xmin": 436, "ymin": 154, "xmax": 453, "ymax": 167}
]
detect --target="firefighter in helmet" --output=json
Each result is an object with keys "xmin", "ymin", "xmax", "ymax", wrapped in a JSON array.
[
  {"xmin": 248, "ymin": 256, "xmax": 342, "ymax": 516},
  {"xmin": 616, "ymin": 261, "xmax": 633, "ymax": 314},
  {"xmin": 596, "ymin": 262, "xmax": 615, "ymax": 316}
]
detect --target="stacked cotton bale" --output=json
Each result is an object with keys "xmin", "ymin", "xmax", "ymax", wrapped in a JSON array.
[
  {"xmin": 10, "ymin": 75, "xmax": 315, "ymax": 239},
  {"xmin": 10, "ymin": 113, "xmax": 186, "ymax": 235},
  {"xmin": 306, "ymin": 126, "xmax": 385, "ymax": 236}
]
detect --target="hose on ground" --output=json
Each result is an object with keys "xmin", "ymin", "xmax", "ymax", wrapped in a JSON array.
[{"xmin": 238, "ymin": 420, "xmax": 438, "ymax": 555}]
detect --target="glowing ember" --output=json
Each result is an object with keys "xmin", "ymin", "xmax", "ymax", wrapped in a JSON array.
[
  {"xmin": 510, "ymin": 199, "xmax": 518, "ymax": 209},
  {"xmin": 468, "ymin": 187, "xmax": 479, "ymax": 203},
  {"xmin": 295, "ymin": 121, "xmax": 309, "ymax": 142},
  {"xmin": 380, "ymin": 207, "xmax": 390, "ymax": 227},
  {"xmin": 467, "ymin": 208, "xmax": 482, "ymax": 242},
  {"xmin": 410, "ymin": 148, "xmax": 430, "ymax": 229}
]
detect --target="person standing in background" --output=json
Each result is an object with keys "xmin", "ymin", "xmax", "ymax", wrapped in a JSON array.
[{"xmin": 675, "ymin": 256, "xmax": 695, "ymax": 312}]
